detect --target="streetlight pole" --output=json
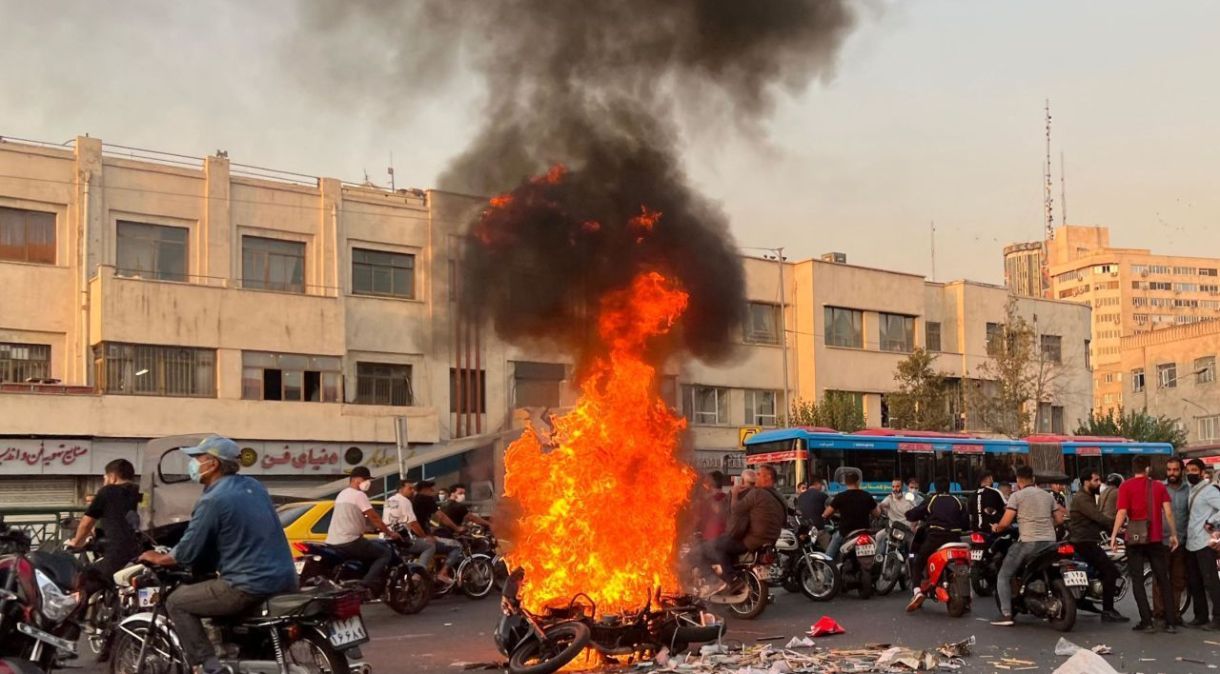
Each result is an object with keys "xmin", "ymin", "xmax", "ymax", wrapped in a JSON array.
[{"xmin": 776, "ymin": 247, "xmax": 791, "ymax": 421}]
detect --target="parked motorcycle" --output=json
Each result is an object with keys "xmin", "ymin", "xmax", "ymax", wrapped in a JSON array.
[
  {"xmin": 761, "ymin": 515, "xmax": 838, "ymax": 602},
  {"xmin": 495, "ymin": 569, "xmax": 723, "ymax": 674},
  {"xmin": 0, "ymin": 519, "xmax": 83, "ymax": 672},
  {"xmin": 831, "ymin": 524, "xmax": 878, "ymax": 599},
  {"xmin": 873, "ymin": 518, "xmax": 912, "ymax": 596},
  {"xmin": 296, "ymin": 537, "xmax": 432, "ymax": 615},
  {"xmin": 913, "ymin": 541, "xmax": 972, "ymax": 617},
  {"xmin": 109, "ymin": 562, "xmax": 370, "ymax": 674},
  {"xmin": 992, "ymin": 540, "xmax": 1089, "ymax": 632}
]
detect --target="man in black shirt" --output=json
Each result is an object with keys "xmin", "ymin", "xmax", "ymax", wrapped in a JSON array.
[
  {"xmin": 435, "ymin": 483, "xmax": 492, "ymax": 535},
  {"xmin": 796, "ymin": 477, "xmax": 830, "ymax": 530},
  {"xmin": 969, "ymin": 471, "xmax": 1007, "ymax": 532},
  {"xmin": 69, "ymin": 459, "xmax": 143, "ymax": 639},
  {"xmin": 822, "ymin": 472, "xmax": 880, "ymax": 560},
  {"xmin": 905, "ymin": 477, "xmax": 968, "ymax": 611},
  {"xmin": 412, "ymin": 480, "xmax": 463, "ymax": 583}
]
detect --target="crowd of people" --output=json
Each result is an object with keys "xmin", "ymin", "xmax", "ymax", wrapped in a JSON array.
[{"xmin": 693, "ymin": 456, "xmax": 1220, "ymax": 632}]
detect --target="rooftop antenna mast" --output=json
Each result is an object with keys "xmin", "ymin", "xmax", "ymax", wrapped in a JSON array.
[
  {"xmin": 388, "ymin": 151, "xmax": 396, "ymax": 191},
  {"xmin": 930, "ymin": 220, "xmax": 936, "ymax": 281},
  {"xmin": 1060, "ymin": 151, "xmax": 1067, "ymax": 227},
  {"xmin": 1044, "ymin": 99, "xmax": 1055, "ymax": 240}
]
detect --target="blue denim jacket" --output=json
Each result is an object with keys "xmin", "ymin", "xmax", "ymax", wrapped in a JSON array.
[{"xmin": 172, "ymin": 475, "xmax": 298, "ymax": 596}]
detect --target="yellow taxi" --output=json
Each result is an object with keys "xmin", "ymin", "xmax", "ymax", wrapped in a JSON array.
[{"xmin": 278, "ymin": 500, "xmax": 383, "ymax": 558}]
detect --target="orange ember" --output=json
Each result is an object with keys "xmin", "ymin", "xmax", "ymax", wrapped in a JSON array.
[{"xmin": 503, "ymin": 271, "xmax": 696, "ymax": 615}]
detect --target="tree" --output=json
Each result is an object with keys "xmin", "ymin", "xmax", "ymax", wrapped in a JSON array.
[
  {"xmin": 1074, "ymin": 407, "xmax": 1188, "ymax": 449},
  {"xmin": 786, "ymin": 391, "xmax": 866, "ymax": 432},
  {"xmin": 886, "ymin": 348, "xmax": 952, "ymax": 431},
  {"xmin": 968, "ymin": 296, "xmax": 1069, "ymax": 438}
]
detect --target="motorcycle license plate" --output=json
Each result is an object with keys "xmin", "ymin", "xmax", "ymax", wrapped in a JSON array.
[
  {"xmin": 1064, "ymin": 571, "xmax": 1088, "ymax": 587},
  {"xmin": 856, "ymin": 544, "xmax": 876, "ymax": 557},
  {"xmin": 294, "ymin": 559, "xmax": 306, "ymax": 574},
  {"xmin": 328, "ymin": 616, "xmax": 368, "ymax": 648},
  {"xmin": 138, "ymin": 587, "xmax": 158, "ymax": 608},
  {"xmin": 970, "ymin": 550, "xmax": 983, "ymax": 562}
]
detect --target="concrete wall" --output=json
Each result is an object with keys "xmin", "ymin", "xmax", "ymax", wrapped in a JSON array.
[{"xmin": 1121, "ymin": 320, "xmax": 1220, "ymax": 448}]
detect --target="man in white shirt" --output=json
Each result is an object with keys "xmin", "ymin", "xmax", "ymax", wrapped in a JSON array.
[
  {"xmin": 326, "ymin": 467, "xmax": 402, "ymax": 593},
  {"xmin": 383, "ymin": 481, "xmax": 438, "ymax": 568},
  {"xmin": 879, "ymin": 479, "xmax": 914, "ymax": 522}
]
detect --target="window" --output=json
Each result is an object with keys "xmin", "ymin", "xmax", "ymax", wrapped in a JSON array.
[
  {"xmin": 744, "ymin": 390, "xmax": 779, "ymax": 426},
  {"xmin": 824, "ymin": 307, "xmax": 862, "ymax": 348},
  {"xmin": 1175, "ymin": 283, "xmax": 1199, "ymax": 293},
  {"xmin": 1150, "ymin": 281, "xmax": 1172, "ymax": 291},
  {"xmin": 352, "ymin": 248, "xmax": 415, "ymax": 299},
  {"xmin": 1051, "ymin": 405, "xmax": 1065, "ymax": 434},
  {"xmin": 1202, "ymin": 268, "xmax": 1218, "ymax": 277},
  {"xmin": 513, "ymin": 361, "xmax": 565, "ymax": 408},
  {"xmin": 683, "ymin": 385, "xmax": 729, "ymax": 425},
  {"xmin": 744, "ymin": 302, "xmax": 781, "ymax": 345},
  {"xmin": 1158, "ymin": 363, "xmax": 1177, "ymax": 389},
  {"xmin": 116, "ymin": 221, "xmax": 188, "ymax": 281},
  {"xmin": 1040, "ymin": 334, "xmax": 1062, "ymax": 363},
  {"xmin": 1132, "ymin": 368, "xmax": 1145, "ymax": 392},
  {"xmin": 1198, "ymin": 415, "xmax": 1220, "ymax": 442},
  {"xmin": 985, "ymin": 322, "xmax": 1002, "ymax": 355},
  {"xmin": 1174, "ymin": 266, "xmax": 1197, "ymax": 275},
  {"xmin": 242, "ymin": 351, "xmax": 341, "ymax": 402},
  {"xmin": 450, "ymin": 368, "xmax": 487, "ymax": 413},
  {"xmin": 96, "ymin": 343, "xmax": 215, "ymax": 397},
  {"xmin": 355, "ymin": 362, "xmax": 413, "ymax": 405},
  {"xmin": 0, "ymin": 342, "xmax": 50, "ymax": 382},
  {"xmin": 1037, "ymin": 402, "xmax": 1053, "ymax": 433},
  {"xmin": 879, "ymin": 313, "xmax": 915, "ymax": 352},
  {"xmin": 242, "ymin": 236, "xmax": 305, "ymax": 293},
  {"xmin": 0, "ymin": 206, "xmax": 55, "ymax": 264},
  {"xmin": 925, "ymin": 321, "xmax": 942, "ymax": 352},
  {"xmin": 1084, "ymin": 340, "xmax": 1091, "ymax": 370},
  {"xmin": 1196, "ymin": 356, "xmax": 1216, "ymax": 384}
]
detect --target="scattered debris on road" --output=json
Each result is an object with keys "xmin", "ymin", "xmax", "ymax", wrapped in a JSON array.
[
  {"xmin": 1052, "ymin": 649, "xmax": 1119, "ymax": 674},
  {"xmin": 623, "ymin": 635, "xmax": 976, "ymax": 672}
]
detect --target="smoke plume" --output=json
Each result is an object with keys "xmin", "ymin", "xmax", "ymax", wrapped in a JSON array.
[{"xmin": 292, "ymin": 0, "xmax": 857, "ymax": 362}]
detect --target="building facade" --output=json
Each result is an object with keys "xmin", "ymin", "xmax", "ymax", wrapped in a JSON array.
[
  {"xmin": 1119, "ymin": 320, "xmax": 1220, "ymax": 454},
  {"xmin": 1003, "ymin": 241, "xmax": 1047, "ymax": 299}
]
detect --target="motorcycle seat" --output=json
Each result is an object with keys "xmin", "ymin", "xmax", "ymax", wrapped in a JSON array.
[
  {"xmin": 250, "ymin": 591, "xmax": 327, "ymax": 619},
  {"xmin": 28, "ymin": 550, "xmax": 80, "ymax": 590}
]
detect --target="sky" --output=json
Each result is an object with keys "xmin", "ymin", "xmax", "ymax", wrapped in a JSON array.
[{"xmin": 2, "ymin": 0, "xmax": 1218, "ymax": 285}]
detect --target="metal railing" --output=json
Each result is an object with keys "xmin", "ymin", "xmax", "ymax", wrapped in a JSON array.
[{"xmin": 0, "ymin": 506, "xmax": 84, "ymax": 546}]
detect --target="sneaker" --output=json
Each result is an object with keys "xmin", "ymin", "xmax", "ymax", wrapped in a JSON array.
[
  {"xmin": 1162, "ymin": 623, "xmax": 1178, "ymax": 635},
  {"xmin": 1100, "ymin": 609, "xmax": 1129, "ymax": 623},
  {"xmin": 1131, "ymin": 621, "xmax": 1156, "ymax": 633},
  {"xmin": 1202, "ymin": 620, "xmax": 1220, "ymax": 632},
  {"xmin": 990, "ymin": 615, "xmax": 1014, "ymax": 626},
  {"xmin": 1187, "ymin": 618, "xmax": 1210, "ymax": 628},
  {"xmin": 906, "ymin": 590, "xmax": 926, "ymax": 613}
]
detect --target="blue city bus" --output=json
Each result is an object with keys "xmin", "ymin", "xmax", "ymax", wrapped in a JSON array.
[
  {"xmin": 1026, "ymin": 434, "xmax": 1175, "ymax": 483},
  {"xmin": 743, "ymin": 427, "xmax": 1027, "ymax": 497}
]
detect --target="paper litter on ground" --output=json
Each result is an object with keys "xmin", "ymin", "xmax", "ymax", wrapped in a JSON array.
[
  {"xmin": 1052, "ymin": 649, "xmax": 1120, "ymax": 674},
  {"xmin": 630, "ymin": 635, "xmax": 975, "ymax": 672}
]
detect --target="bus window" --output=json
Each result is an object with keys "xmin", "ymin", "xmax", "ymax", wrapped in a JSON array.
[
  {"xmin": 1069, "ymin": 455, "xmax": 1102, "ymax": 481},
  {"xmin": 811, "ymin": 449, "xmax": 844, "ymax": 487},
  {"xmin": 899, "ymin": 453, "xmax": 937, "ymax": 492},
  {"xmin": 953, "ymin": 454, "xmax": 985, "ymax": 489},
  {"xmin": 984, "ymin": 452, "xmax": 1025, "ymax": 483},
  {"xmin": 1104, "ymin": 454, "xmax": 1134, "ymax": 479},
  {"xmin": 844, "ymin": 450, "xmax": 897, "ymax": 485}
]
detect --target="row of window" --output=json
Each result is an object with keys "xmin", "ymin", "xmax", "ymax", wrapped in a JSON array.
[
  {"xmin": 1130, "ymin": 356, "xmax": 1216, "ymax": 392},
  {"xmin": 1199, "ymin": 415, "xmax": 1220, "ymax": 442},
  {"xmin": 1130, "ymin": 280, "xmax": 1220, "ymax": 293},
  {"xmin": 824, "ymin": 307, "xmax": 918, "ymax": 352},
  {"xmin": 1131, "ymin": 264, "xmax": 1219, "ymax": 277},
  {"xmin": 984, "ymin": 323, "xmax": 1064, "ymax": 363},
  {"xmin": 681, "ymin": 386, "xmax": 781, "ymax": 426}
]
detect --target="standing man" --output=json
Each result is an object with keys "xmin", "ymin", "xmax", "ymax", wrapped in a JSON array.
[
  {"xmin": 1185, "ymin": 459, "xmax": 1220, "ymax": 630},
  {"xmin": 990, "ymin": 465, "xmax": 1066, "ymax": 626},
  {"xmin": 1069, "ymin": 471, "xmax": 1127, "ymax": 622},
  {"xmin": 879, "ymin": 480, "xmax": 915, "ymax": 523},
  {"xmin": 969, "ymin": 471, "xmax": 1007, "ymax": 532},
  {"xmin": 823, "ymin": 472, "xmax": 881, "ymax": 560},
  {"xmin": 1100, "ymin": 474, "xmax": 1123, "ymax": 520},
  {"xmin": 1111, "ymin": 456, "xmax": 1181, "ymax": 633},
  {"xmin": 1155, "ymin": 458, "xmax": 1206, "ymax": 626},
  {"xmin": 325, "ymin": 466, "xmax": 402, "ymax": 594},
  {"xmin": 905, "ymin": 477, "xmax": 968, "ymax": 611},
  {"xmin": 382, "ymin": 481, "xmax": 437, "ymax": 568},
  {"xmin": 796, "ymin": 476, "xmax": 829, "ymax": 530}
]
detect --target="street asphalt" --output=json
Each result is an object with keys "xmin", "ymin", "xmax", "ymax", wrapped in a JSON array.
[{"xmin": 68, "ymin": 585, "xmax": 1220, "ymax": 674}]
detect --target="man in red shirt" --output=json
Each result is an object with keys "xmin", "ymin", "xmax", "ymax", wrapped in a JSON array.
[{"xmin": 1111, "ymin": 456, "xmax": 1182, "ymax": 633}]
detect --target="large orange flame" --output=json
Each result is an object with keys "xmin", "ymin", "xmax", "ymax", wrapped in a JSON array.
[{"xmin": 503, "ymin": 271, "xmax": 696, "ymax": 615}]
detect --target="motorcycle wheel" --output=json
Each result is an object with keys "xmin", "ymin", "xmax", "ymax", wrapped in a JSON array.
[
  {"xmin": 285, "ymin": 629, "xmax": 352, "ymax": 674},
  {"xmin": 387, "ymin": 567, "xmax": 431, "ymax": 615},
  {"xmin": 875, "ymin": 552, "xmax": 903, "ymax": 596},
  {"xmin": 1141, "ymin": 569, "xmax": 1191, "ymax": 615},
  {"xmin": 1047, "ymin": 578, "xmax": 1077, "ymax": 633},
  {"xmin": 947, "ymin": 587, "xmax": 971, "ymax": 618},
  {"xmin": 508, "ymin": 621, "xmax": 591, "ymax": 674},
  {"xmin": 799, "ymin": 558, "xmax": 840, "ymax": 602},
  {"xmin": 461, "ymin": 555, "xmax": 496, "ymax": 599},
  {"xmin": 87, "ymin": 586, "xmax": 119, "ymax": 657},
  {"xmin": 971, "ymin": 568, "xmax": 994, "ymax": 597},
  {"xmin": 858, "ymin": 565, "xmax": 874, "ymax": 599},
  {"xmin": 726, "ymin": 573, "xmax": 769, "ymax": 620},
  {"xmin": 110, "ymin": 622, "xmax": 186, "ymax": 674}
]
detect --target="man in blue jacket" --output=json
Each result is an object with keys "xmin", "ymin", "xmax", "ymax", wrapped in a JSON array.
[{"xmin": 139, "ymin": 435, "xmax": 297, "ymax": 674}]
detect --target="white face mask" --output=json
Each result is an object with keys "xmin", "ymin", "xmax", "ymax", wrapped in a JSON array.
[{"xmin": 358, "ymin": 480, "xmax": 371, "ymax": 493}]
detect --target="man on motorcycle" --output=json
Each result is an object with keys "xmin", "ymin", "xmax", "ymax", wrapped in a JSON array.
[
  {"xmin": 325, "ymin": 466, "xmax": 403, "ymax": 594},
  {"xmin": 969, "ymin": 471, "xmax": 1006, "ymax": 532},
  {"xmin": 822, "ymin": 471, "xmax": 881, "ymax": 561},
  {"xmin": 703, "ymin": 464, "xmax": 786, "ymax": 595},
  {"xmin": 905, "ymin": 477, "xmax": 967, "ymax": 611},
  {"xmin": 137, "ymin": 435, "xmax": 297, "ymax": 674},
  {"xmin": 1069, "ymin": 470, "xmax": 1127, "ymax": 623},
  {"xmin": 412, "ymin": 480, "xmax": 464, "ymax": 584},
  {"xmin": 383, "ymin": 481, "xmax": 437, "ymax": 568},
  {"xmin": 795, "ymin": 476, "xmax": 829, "ymax": 530},
  {"xmin": 68, "ymin": 459, "xmax": 142, "ymax": 602},
  {"xmin": 879, "ymin": 480, "xmax": 914, "ymax": 523},
  {"xmin": 990, "ymin": 465, "xmax": 1065, "ymax": 626}
]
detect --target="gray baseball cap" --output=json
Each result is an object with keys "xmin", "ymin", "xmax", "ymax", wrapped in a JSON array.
[{"xmin": 181, "ymin": 434, "xmax": 241, "ymax": 462}]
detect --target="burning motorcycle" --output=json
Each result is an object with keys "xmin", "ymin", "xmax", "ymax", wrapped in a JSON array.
[
  {"xmin": 110, "ymin": 562, "xmax": 370, "ymax": 674},
  {"xmin": 0, "ymin": 519, "xmax": 83, "ymax": 672},
  {"xmin": 496, "ymin": 570, "xmax": 723, "ymax": 674},
  {"xmin": 912, "ymin": 541, "xmax": 972, "ymax": 617},
  {"xmin": 873, "ymin": 518, "xmax": 912, "ymax": 596},
  {"xmin": 993, "ymin": 540, "xmax": 1089, "ymax": 632},
  {"xmin": 296, "ymin": 537, "xmax": 431, "ymax": 615}
]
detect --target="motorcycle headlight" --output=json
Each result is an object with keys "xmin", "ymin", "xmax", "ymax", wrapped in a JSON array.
[{"xmin": 35, "ymin": 568, "xmax": 80, "ymax": 622}]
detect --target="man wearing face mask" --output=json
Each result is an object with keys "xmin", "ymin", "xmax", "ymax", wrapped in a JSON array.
[
  {"xmin": 138, "ymin": 435, "xmax": 297, "ymax": 674},
  {"xmin": 1185, "ymin": 458, "xmax": 1220, "ymax": 630},
  {"xmin": 325, "ymin": 466, "xmax": 403, "ymax": 595}
]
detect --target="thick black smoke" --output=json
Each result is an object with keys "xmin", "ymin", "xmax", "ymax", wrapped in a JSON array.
[{"xmin": 291, "ymin": 0, "xmax": 857, "ymax": 362}]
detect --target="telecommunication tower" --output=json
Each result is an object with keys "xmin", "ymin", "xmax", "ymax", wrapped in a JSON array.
[{"xmin": 1044, "ymin": 100, "xmax": 1055, "ymax": 240}]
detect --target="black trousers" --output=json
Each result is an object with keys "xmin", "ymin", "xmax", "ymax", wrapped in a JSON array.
[
  {"xmin": 910, "ymin": 529, "xmax": 961, "ymax": 589},
  {"xmin": 335, "ymin": 537, "xmax": 393, "ymax": 590},
  {"xmin": 706, "ymin": 535, "xmax": 749, "ymax": 582},
  {"xmin": 1193, "ymin": 546, "xmax": 1220, "ymax": 622},
  {"xmin": 1127, "ymin": 543, "xmax": 1178, "ymax": 625},
  {"xmin": 1074, "ymin": 540, "xmax": 1120, "ymax": 611}
]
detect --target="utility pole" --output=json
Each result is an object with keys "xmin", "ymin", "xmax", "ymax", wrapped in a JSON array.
[
  {"xmin": 930, "ymin": 220, "xmax": 936, "ymax": 281},
  {"xmin": 775, "ymin": 248, "xmax": 791, "ymax": 422},
  {"xmin": 1059, "ymin": 151, "xmax": 1067, "ymax": 227}
]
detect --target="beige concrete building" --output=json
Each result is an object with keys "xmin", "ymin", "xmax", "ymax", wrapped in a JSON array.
[
  {"xmin": 1119, "ymin": 320, "xmax": 1220, "ymax": 453},
  {"xmin": 1006, "ymin": 225, "xmax": 1220, "ymax": 414},
  {"xmin": 1003, "ymin": 241, "xmax": 1047, "ymax": 299}
]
